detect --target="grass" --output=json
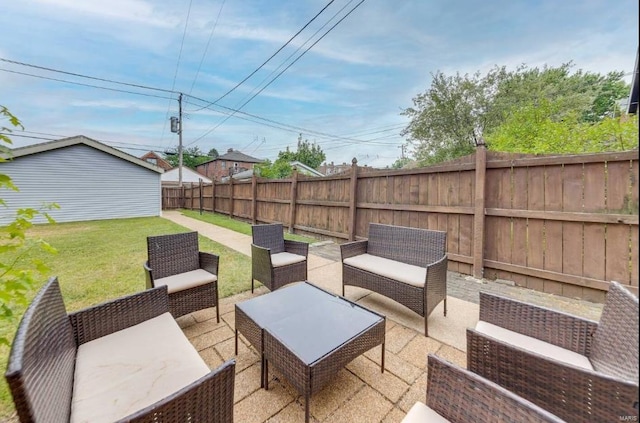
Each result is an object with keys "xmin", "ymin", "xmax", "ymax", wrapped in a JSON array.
[
  {"xmin": 0, "ymin": 215, "xmax": 254, "ymax": 420},
  {"xmin": 180, "ymin": 209, "xmax": 319, "ymax": 244}
]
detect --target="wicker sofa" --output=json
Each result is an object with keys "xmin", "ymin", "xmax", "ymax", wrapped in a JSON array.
[
  {"xmin": 341, "ymin": 223, "xmax": 448, "ymax": 336},
  {"xmin": 5, "ymin": 277, "xmax": 236, "ymax": 423},
  {"xmin": 402, "ymin": 354, "xmax": 563, "ymax": 422},
  {"xmin": 467, "ymin": 281, "xmax": 639, "ymax": 423}
]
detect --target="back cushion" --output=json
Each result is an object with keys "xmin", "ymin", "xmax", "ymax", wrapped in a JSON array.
[
  {"xmin": 590, "ymin": 281, "xmax": 639, "ymax": 381},
  {"xmin": 367, "ymin": 223, "xmax": 446, "ymax": 266},
  {"xmin": 147, "ymin": 232, "xmax": 200, "ymax": 279},
  {"xmin": 252, "ymin": 223, "xmax": 285, "ymax": 254},
  {"xmin": 5, "ymin": 277, "xmax": 76, "ymax": 423}
]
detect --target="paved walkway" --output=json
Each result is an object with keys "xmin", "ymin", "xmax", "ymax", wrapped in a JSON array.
[{"xmin": 161, "ymin": 210, "xmax": 603, "ymax": 423}]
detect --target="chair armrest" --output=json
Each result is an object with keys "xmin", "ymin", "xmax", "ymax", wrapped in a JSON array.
[
  {"xmin": 284, "ymin": 239, "xmax": 308, "ymax": 257},
  {"xmin": 69, "ymin": 286, "xmax": 170, "ymax": 345},
  {"xmin": 143, "ymin": 261, "xmax": 153, "ymax": 289},
  {"xmin": 426, "ymin": 354, "xmax": 564, "ymax": 422},
  {"xmin": 121, "ymin": 359, "xmax": 236, "ymax": 423},
  {"xmin": 467, "ymin": 329, "xmax": 639, "ymax": 422},
  {"xmin": 199, "ymin": 251, "xmax": 220, "ymax": 275},
  {"xmin": 340, "ymin": 240, "xmax": 368, "ymax": 260},
  {"xmin": 479, "ymin": 291, "xmax": 598, "ymax": 355},
  {"xmin": 252, "ymin": 243, "xmax": 273, "ymax": 281}
]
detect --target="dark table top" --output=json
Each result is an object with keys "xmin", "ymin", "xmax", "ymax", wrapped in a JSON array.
[{"xmin": 237, "ymin": 282, "xmax": 384, "ymax": 365}]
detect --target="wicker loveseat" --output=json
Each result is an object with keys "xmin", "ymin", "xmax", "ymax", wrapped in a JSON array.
[
  {"xmin": 5, "ymin": 277, "xmax": 236, "ymax": 423},
  {"xmin": 341, "ymin": 223, "xmax": 448, "ymax": 336},
  {"xmin": 401, "ymin": 354, "xmax": 563, "ymax": 422},
  {"xmin": 467, "ymin": 281, "xmax": 639, "ymax": 423}
]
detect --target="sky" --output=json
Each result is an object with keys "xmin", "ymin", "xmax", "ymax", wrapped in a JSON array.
[{"xmin": 1, "ymin": 0, "xmax": 638, "ymax": 168}]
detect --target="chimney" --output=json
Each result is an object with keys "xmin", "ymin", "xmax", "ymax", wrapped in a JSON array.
[{"xmin": 227, "ymin": 148, "xmax": 233, "ymax": 153}]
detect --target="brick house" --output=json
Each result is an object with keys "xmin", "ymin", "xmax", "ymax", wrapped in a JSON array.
[
  {"xmin": 196, "ymin": 148, "xmax": 264, "ymax": 181},
  {"xmin": 140, "ymin": 151, "xmax": 173, "ymax": 171}
]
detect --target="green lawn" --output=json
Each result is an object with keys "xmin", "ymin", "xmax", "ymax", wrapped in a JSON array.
[
  {"xmin": 180, "ymin": 209, "xmax": 318, "ymax": 244},
  {"xmin": 0, "ymin": 215, "xmax": 252, "ymax": 419}
]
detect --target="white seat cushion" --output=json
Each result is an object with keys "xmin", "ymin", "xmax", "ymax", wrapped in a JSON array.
[
  {"xmin": 271, "ymin": 251, "xmax": 306, "ymax": 267},
  {"xmin": 475, "ymin": 321, "xmax": 594, "ymax": 371},
  {"xmin": 155, "ymin": 269, "xmax": 217, "ymax": 294},
  {"xmin": 343, "ymin": 253, "xmax": 426, "ymax": 287},
  {"xmin": 401, "ymin": 401, "xmax": 450, "ymax": 423},
  {"xmin": 71, "ymin": 312, "xmax": 210, "ymax": 423}
]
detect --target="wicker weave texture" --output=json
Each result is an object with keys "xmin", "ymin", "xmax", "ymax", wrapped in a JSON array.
[
  {"xmin": 341, "ymin": 223, "xmax": 448, "ymax": 336},
  {"xmin": 251, "ymin": 223, "xmax": 308, "ymax": 292},
  {"xmin": 426, "ymin": 354, "xmax": 564, "ymax": 422},
  {"xmin": 5, "ymin": 277, "xmax": 236, "ymax": 423},
  {"xmin": 5, "ymin": 278, "xmax": 76, "ymax": 423},
  {"xmin": 145, "ymin": 231, "xmax": 220, "ymax": 320},
  {"xmin": 468, "ymin": 282, "xmax": 639, "ymax": 423}
]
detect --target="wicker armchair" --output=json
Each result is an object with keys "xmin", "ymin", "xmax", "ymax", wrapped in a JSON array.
[
  {"xmin": 402, "ymin": 354, "xmax": 563, "ymax": 422},
  {"xmin": 5, "ymin": 277, "xmax": 236, "ymax": 423},
  {"xmin": 467, "ymin": 281, "xmax": 639, "ymax": 423},
  {"xmin": 251, "ymin": 223, "xmax": 308, "ymax": 292},
  {"xmin": 144, "ymin": 231, "xmax": 220, "ymax": 321}
]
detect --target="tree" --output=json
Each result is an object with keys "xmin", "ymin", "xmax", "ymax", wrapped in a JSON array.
[
  {"xmin": 163, "ymin": 146, "xmax": 211, "ymax": 169},
  {"xmin": 256, "ymin": 135, "xmax": 326, "ymax": 179},
  {"xmin": 207, "ymin": 148, "xmax": 219, "ymax": 159},
  {"xmin": 402, "ymin": 63, "xmax": 632, "ymax": 164},
  {"xmin": 1, "ymin": 106, "xmax": 58, "ymax": 346}
]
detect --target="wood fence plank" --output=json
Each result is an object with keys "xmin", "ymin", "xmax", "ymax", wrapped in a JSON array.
[
  {"xmin": 583, "ymin": 223, "xmax": 606, "ymax": 280},
  {"xmin": 631, "ymin": 226, "xmax": 638, "ymax": 287},
  {"xmin": 545, "ymin": 166, "xmax": 563, "ymax": 211},
  {"xmin": 583, "ymin": 162, "xmax": 605, "ymax": 212},
  {"xmin": 606, "ymin": 224, "xmax": 630, "ymax": 283},
  {"xmin": 512, "ymin": 167, "xmax": 528, "ymax": 210},
  {"xmin": 607, "ymin": 161, "xmax": 629, "ymax": 212},
  {"xmin": 544, "ymin": 221, "xmax": 563, "ymax": 273},
  {"xmin": 528, "ymin": 166, "xmax": 545, "ymax": 211}
]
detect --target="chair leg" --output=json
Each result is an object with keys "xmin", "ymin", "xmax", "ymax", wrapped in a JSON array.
[
  {"xmin": 424, "ymin": 316, "xmax": 429, "ymax": 338},
  {"xmin": 444, "ymin": 297, "xmax": 447, "ymax": 317},
  {"xmin": 251, "ymin": 278, "xmax": 254, "ymax": 293}
]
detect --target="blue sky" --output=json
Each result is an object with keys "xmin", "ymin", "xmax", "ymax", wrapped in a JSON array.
[{"xmin": 1, "ymin": 0, "xmax": 638, "ymax": 168}]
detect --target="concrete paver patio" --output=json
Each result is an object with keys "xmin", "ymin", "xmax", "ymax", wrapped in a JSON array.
[{"xmin": 163, "ymin": 210, "xmax": 603, "ymax": 422}]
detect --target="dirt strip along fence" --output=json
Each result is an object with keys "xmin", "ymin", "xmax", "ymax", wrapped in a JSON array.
[{"xmin": 163, "ymin": 148, "xmax": 639, "ymax": 302}]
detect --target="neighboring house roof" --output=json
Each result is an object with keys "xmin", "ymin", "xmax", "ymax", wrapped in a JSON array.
[
  {"xmin": 199, "ymin": 148, "xmax": 264, "ymax": 165},
  {"xmin": 221, "ymin": 161, "xmax": 324, "ymax": 182},
  {"xmin": 162, "ymin": 167, "xmax": 212, "ymax": 184},
  {"xmin": 140, "ymin": 151, "xmax": 173, "ymax": 170},
  {"xmin": 290, "ymin": 161, "xmax": 324, "ymax": 177},
  {"xmin": 5, "ymin": 135, "xmax": 163, "ymax": 173}
]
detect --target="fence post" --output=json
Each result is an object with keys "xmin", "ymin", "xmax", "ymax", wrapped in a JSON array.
[
  {"xmin": 190, "ymin": 183, "xmax": 194, "ymax": 210},
  {"xmin": 180, "ymin": 185, "xmax": 185, "ymax": 209},
  {"xmin": 473, "ymin": 140, "xmax": 487, "ymax": 279},
  {"xmin": 252, "ymin": 174, "xmax": 258, "ymax": 224},
  {"xmin": 199, "ymin": 179, "xmax": 203, "ymax": 214},
  {"xmin": 211, "ymin": 181, "xmax": 216, "ymax": 213},
  {"xmin": 288, "ymin": 168, "xmax": 299, "ymax": 233},
  {"xmin": 229, "ymin": 177, "xmax": 234, "ymax": 218},
  {"xmin": 348, "ymin": 158, "xmax": 359, "ymax": 241}
]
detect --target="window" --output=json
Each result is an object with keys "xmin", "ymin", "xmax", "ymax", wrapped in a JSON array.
[{"xmin": 146, "ymin": 158, "xmax": 158, "ymax": 165}]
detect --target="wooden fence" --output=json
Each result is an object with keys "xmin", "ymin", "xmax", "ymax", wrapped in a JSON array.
[{"xmin": 162, "ymin": 148, "xmax": 639, "ymax": 302}]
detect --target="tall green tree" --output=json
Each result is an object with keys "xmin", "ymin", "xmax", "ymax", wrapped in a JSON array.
[
  {"xmin": 402, "ymin": 63, "xmax": 632, "ymax": 164},
  {"xmin": 163, "ymin": 146, "xmax": 211, "ymax": 169}
]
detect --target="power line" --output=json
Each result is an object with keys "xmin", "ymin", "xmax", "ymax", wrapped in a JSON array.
[
  {"xmin": 1, "ymin": 132, "xmax": 166, "ymax": 153},
  {"xmin": 188, "ymin": 0, "xmax": 227, "ymax": 96},
  {"xmin": 0, "ymin": 68, "xmax": 174, "ymax": 100},
  {"xmin": 187, "ymin": 0, "xmax": 367, "ymax": 144},
  {"xmin": 0, "ymin": 57, "xmax": 176, "ymax": 94},
  {"xmin": 191, "ymin": 0, "xmax": 337, "ymax": 112}
]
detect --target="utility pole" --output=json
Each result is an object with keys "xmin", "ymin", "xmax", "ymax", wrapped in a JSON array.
[
  {"xmin": 170, "ymin": 94, "xmax": 184, "ymax": 187},
  {"xmin": 178, "ymin": 93, "xmax": 183, "ymax": 188}
]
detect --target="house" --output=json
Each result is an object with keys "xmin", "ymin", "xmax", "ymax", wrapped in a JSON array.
[
  {"xmin": 195, "ymin": 148, "xmax": 263, "ymax": 181},
  {"xmin": 220, "ymin": 161, "xmax": 324, "ymax": 182},
  {"xmin": 140, "ymin": 151, "xmax": 173, "ymax": 170},
  {"xmin": 628, "ymin": 48, "xmax": 638, "ymax": 114},
  {"xmin": 318, "ymin": 161, "xmax": 352, "ymax": 175},
  {"xmin": 0, "ymin": 135, "xmax": 163, "ymax": 225},
  {"xmin": 162, "ymin": 166, "xmax": 212, "ymax": 186}
]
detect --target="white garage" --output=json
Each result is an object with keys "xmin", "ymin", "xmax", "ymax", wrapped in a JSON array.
[{"xmin": 0, "ymin": 135, "xmax": 163, "ymax": 225}]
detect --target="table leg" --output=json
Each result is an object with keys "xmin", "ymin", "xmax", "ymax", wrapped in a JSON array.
[
  {"xmin": 381, "ymin": 343, "xmax": 385, "ymax": 373},
  {"xmin": 235, "ymin": 329, "xmax": 238, "ymax": 355},
  {"xmin": 264, "ymin": 358, "xmax": 269, "ymax": 390}
]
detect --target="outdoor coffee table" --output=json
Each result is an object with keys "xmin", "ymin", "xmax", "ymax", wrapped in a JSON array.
[{"xmin": 235, "ymin": 282, "xmax": 385, "ymax": 423}]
